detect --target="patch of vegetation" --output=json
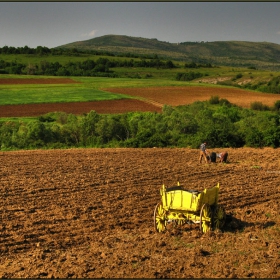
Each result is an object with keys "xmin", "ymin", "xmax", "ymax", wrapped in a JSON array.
[
  {"xmin": 209, "ymin": 96, "xmax": 233, "ymax": 107},
  {"xmin": 175, "ymin": 71, "xmax": 205, "ymax": 81},
  {"xmin": 231, "ymin": 73, "xmax": 243, "ymax": 81},
  {"xmin": 0, "ymin": 85, "xmax": 130, "ymax": 106},
  {"xmin": 250, "ymin": 102, "xmax": 270, "ymax": 111},
  {"xmin": 184, "ymin": 62, "xmax": 213, "ymax": 68},
  {"xmin": 2, "ymin": 97, "xmax": 280, "ymax": 150}
]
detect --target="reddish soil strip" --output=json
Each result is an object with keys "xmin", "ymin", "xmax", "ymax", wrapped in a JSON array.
[
  {"xmin": 0, "ymin": 99, "xmax": 161, "ymax": 117},
  {"xmin": 0, "ymin": 78, "xmax": 80, "ymax": 84},
  {"xmin": 104, "ymin": 86, "xmax": 280, "ymax": 108}
]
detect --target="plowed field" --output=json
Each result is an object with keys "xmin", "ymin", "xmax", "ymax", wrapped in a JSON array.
[
  {"xmin": 0, "ymin": 99, "xmax": 161, "ymax": 117},
  {"xmin": 104, "ymin": 86, "xmax": 280, "ymax": 108},
  {"xmin": 1, "ymin": 147, "xmax": 279, "ymax": 278}
]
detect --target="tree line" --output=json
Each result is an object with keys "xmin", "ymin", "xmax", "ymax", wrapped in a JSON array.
[
  {"xmin": 0, "ymin": 57, "xmax": 175, "ymax": 76},
  {"xmin": 0, "ymin": 45, "xmax": 159, "ymax": 59},
  {"xmin": 1, "ymin": 97, "xmax": 280, "ymax": 151}
]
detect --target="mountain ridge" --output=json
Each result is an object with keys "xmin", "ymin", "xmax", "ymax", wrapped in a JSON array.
[{"xmin": 56, "ymin": 34, "xmax": 280, "ymax": 69}]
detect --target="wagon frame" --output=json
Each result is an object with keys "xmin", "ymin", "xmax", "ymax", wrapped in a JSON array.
[{"xmin": 154, "ymin": 183, "xmax": 226, "ymax": 233}]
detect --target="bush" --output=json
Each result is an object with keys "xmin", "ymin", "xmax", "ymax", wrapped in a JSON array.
[
  {"xmin": 250, "ymin": 101, "xmax": 270, "ymax": 111},
  {"xmin": 219, "ymin": 98, "xmax": 232, "ymax": 107},
  {"xmin": 38, "ymin": 115, "xmax": 56, "ymax": 123},
  {"xmin": 209, "ymin": 95, "xmax": 220, "ymax": 104},
  {"xmin": 273, "ymin": 100, "xmax": 280, "ymax": 111},
  {"xmin": 208, "ymin": 96, "xmax": 232, "ymax": 107},
  {"xmin": 176, "ymin": 71, "xmax": 204, "ymax": 81}
]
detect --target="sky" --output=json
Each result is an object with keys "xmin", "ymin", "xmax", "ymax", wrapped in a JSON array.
[{"xmin": 1, "ymin": 2, "xmax": 280, "ymax": 48}]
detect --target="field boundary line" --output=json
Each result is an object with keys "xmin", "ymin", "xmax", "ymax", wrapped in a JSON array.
[{"xmin": 133, "ymin": 97, "xmax": 164, "ymax": 108}]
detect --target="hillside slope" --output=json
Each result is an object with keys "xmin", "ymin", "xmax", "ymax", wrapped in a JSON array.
[{"xmin": 56, "ymin": 34, "xmax": 280, "ymax": 68}]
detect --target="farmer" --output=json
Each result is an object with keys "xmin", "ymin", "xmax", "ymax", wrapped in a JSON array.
[
  {"xmin": 217, "ymin": 152, "xmax": 228, "ymax": 163},
  {"xmin": 199, "ymin": 142, "xmax": 209, "ymax": 163}
]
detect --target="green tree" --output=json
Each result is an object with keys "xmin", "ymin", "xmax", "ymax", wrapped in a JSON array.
[
  {"xmin": 0, "ymin": 121, "xmax": 19, "ymax": 149},
  {"xmin": 56, "ymin": 67, "xmax": 70, "ymax": 76},
  {"xmin": 26, "ymin": 121, "xmax": 52, "ymax": 147},
  {"xmin": 95, "ymin": 116, "xmax": 113, "ymax": 144},
  {"xmin": 80, "ymin": 110, "xmax": 100, "ymax": 146}
]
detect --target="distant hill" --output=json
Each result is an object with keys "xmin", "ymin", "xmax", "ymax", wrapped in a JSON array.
[{"xmin": 56, "ymin": 34, "xmax": 280, "ymax": 69}]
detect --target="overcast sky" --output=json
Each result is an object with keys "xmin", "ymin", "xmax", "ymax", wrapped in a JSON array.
[{"xmin": 1, "ymin": 2, "xmax": 280, "ymax": 48}]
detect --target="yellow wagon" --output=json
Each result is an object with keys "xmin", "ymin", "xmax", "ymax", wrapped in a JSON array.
[{"xmin": 154, "ymin": 183, "xmax": 226, "ymax": 233}]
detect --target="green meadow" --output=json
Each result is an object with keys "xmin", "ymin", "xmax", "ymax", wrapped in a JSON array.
[{"xmin": 0, "ymin": 83, "xmax": 129, "ymax": 105}]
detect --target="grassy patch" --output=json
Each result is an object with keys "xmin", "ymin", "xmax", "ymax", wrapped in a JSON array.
[{"xmin": 0, "ymin": 83, "xmax": 130, "ymax": 105}]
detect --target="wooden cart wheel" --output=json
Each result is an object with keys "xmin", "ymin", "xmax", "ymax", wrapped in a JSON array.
[
  {"xmin": 213, "ymin": 205, "xmax": 226, "ymax": 230},
  {"xmin": 153, "ymin": 202, "xmax": 167, "ymax": 233},
  {"xmin": 200, "ymin": 203, "xmax": 212, "ymax": 233}
]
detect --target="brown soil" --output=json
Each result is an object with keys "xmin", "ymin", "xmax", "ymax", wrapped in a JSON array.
[
  {"xmin": 0, "ymin": 78, "xmax": 80, "ymax": 84},
  {"xmin": 0, "ymin": 99, "xmax": 161, "ymax": 117},
  {"xmin": 0, "ymin": 147, "xmax": 279, "ymax": 278},
  {"xmin": 104, "ymin": 86, "xmax": 280, "ymax": 108}
]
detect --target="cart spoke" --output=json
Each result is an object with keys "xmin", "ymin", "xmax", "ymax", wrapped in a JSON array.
[{"xmin": 213, "ymin": 205, "xmax": 225, "ymax": 230}]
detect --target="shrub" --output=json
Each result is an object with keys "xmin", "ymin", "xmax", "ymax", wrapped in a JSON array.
[
  {"xmin": 175, "ymin": 71, "xmax": 204, "ymax": 81},
  {"xmin": 209, "ymin": 95, "xmax": 220, "ymax": 104},
  {"xmin": 38, "ymin": 115, "xmax": 56, "ymax": 123},
  {"xmin": 273, "ymin": 100, "xmax": 280, "ymax": 111},
  {"xmin": 219, "ymin": 98, "xmax": 232, "ymax": 107},
  {"xmin": 250, "ymin": 101, "xmax": 270, "ymax": 111}
]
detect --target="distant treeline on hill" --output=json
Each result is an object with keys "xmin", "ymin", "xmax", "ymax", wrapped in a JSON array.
[
  {"xmin": 0, "ymin": 57, "xmax": 176, "ymax": 76},
  {"xmin": 1, "ymin": 97, "xmax": 280, "ymax": 151},
  {"xmin": 0, "ymin": 45, "xmax": 162, "ymax": 59},
  {"xmin": 0, "ymin": 45, "xmax": 179, "ymax": 76}
]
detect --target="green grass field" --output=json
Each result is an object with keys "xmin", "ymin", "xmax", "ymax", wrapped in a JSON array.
[{"xmin": 0, "ymin": 84, "xmax": 130, "ymax": 105}]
